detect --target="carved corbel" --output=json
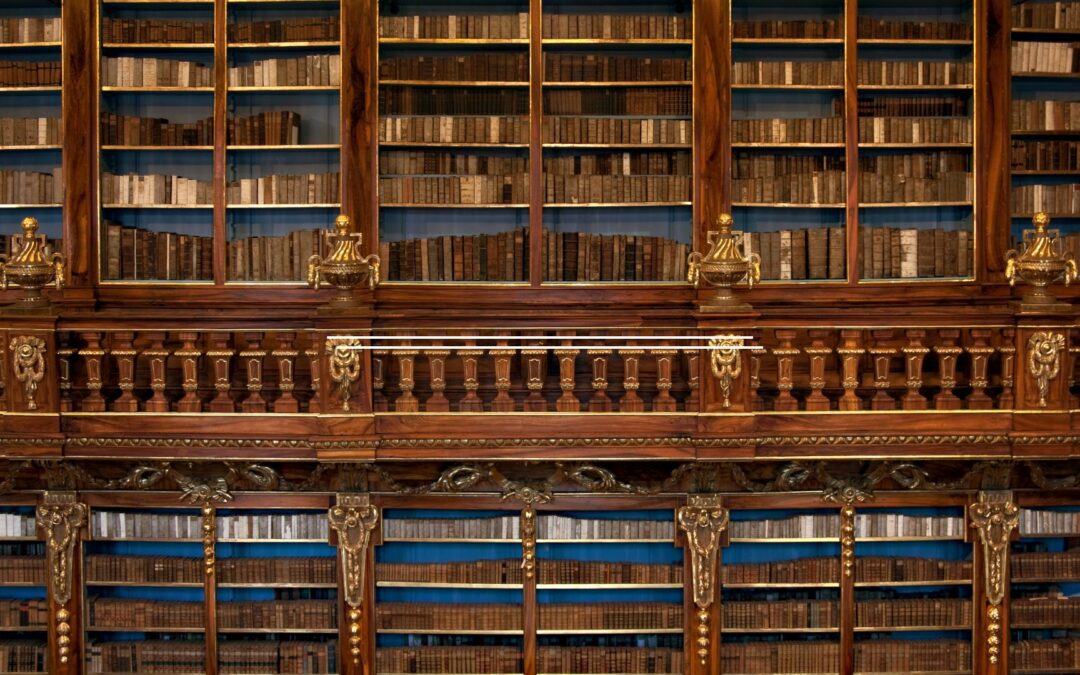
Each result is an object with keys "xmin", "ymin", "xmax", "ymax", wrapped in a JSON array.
[
  {"xmin": 677, "ymin": 495, "xmax": 728, "ymax": 667},
  {"xmin": 329, "ymin": 494, "xmax": 380, "ymax": 665},
  {"xmin": 709, "ymin": 338, "xmax": 742, "ymax": 409},
  {"xmin": 37, "ymin": 492, "xmax": 87, "ymax": 666},
  {"xmin": 970, "ymin": 491, "xmax": 1019, "ymax": 665},
  {"xmin": 326, "ymin": 338, "xmax": 363, "ymax": 412},
  {"xmin": 10, "ymin": 335, "xmax": 46, "ymax": 411}
]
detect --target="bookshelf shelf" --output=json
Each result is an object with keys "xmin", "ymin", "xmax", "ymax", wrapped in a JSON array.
[
  {"xmin": 732, "ymin": 84, "xmax": 844, "ymax": 90},
  {"xmin": 541, "ymin": 39, "xmax": 692, "ymax": 45},
  {"xmin": 228, "ymin": 85, "xmax": 340, "ymax": 92},
  {"xmin": 379, "ymin": 38, "xmax": 530, "ymax": 46},
  {"xmin": 381, "ymin": 537, "xmax": 522, "ymax": 543},
  {"xmin": 733, "ymin": 143, "xmax": 846, "ymax": 149},
  {"xmin": 101, "ymin": 145, "xmax": 213, "ymax": 151},
  {"xmin": 101, "ymin": 86, "xmax": 214, "ymax": 92},
  {"xmin": 728, "ymin": 537, "xmax": 839, "ymax": 543},
  {"xmin": 536, "ymin": 538, "xmax": 673, "ymax": 544},
  {"xmin": 535, "ymin": 628, "xmax": 683, "ymax": 635},
  {"xmin": 857, "ymin": 84, "xmax": 974, "ymax": 90},
  {"xmin": 217, "ymin": 627, "xmax": 338, "ymax": 634},
  {"xmin": 1012, "ymin": 129, "xmax": 1080, "ymax": 137},
  {"xmin": 722, "ymin": 582, "xmax": 841, "ymax": 589},
  {"xmin": 382, "ymin": 142, "xmax": 531, "ymax": 149},
  {"xmin": 0, "ymin": 42, "xmax": 61, "ymax": 49},
  {"xmin": 87, "ymin": 626, "xmax": 205, "ymax": 632},
  {"xmin": 1010, "ymin": 170, "xmax": 1080, "ymax": 176},
  {"xmin": 217, "ymin": 538, "xmax": 327, "ymax": 543},
  {"xmin": 1013, "ymin": 27, "xmax": 1080, "ymax": 38},
  {"xmin": 101, "ymin": 43, "xmax": 213, "ymax": 49},
  {"xmin": 381, "ymin": 203, "xmax": 529, "ymax": 209},
  {"xmin": 217, "ymin": 582, "xmax": 337, "ymax": 588},
  {"xmin": 853, "ymin": 580, "xmax": 972, "ymax": 588},
  {"xmin": 376, "ymin": 629, "xmax": 525, "ymax": 635},
  {"xmin": 85, "ymin": 581, "xmax": 203, "ymax": 588},
  {"xmin": 101, "ymin": 204, "xmax": 213, "ymax": 209},
  {"xmin": 731, "ymin": 203, "xmax": 845, "ymax": 210},
  {"xmin": 0, "ymin": 581, "xmax": 44, "ymax": 587},
  {"xmin": 860, "ymin": 143, "xmax": 973, "ymax": 149},
  {"xmin": 722, "ymin": 626, "xmax": 839, "ymax": 634},
  {"xmin": 1012, "ymin": 577, "xmax": 1080, "ymax": 583},
  {"xmin": 543, "ymin": 202, "xmax": 692, "ymax": 209},
  {"xmin": 860, "ymin": 202, "xmax": 973, "ymax": 209},
  {"xmin": 855, "ymin": 536, "xmax": 966, "ymax": 542},
  {"xmin": 377, "ymin": 582, "xmax": 524, "ymax": 589},
  {"xmin": 1012, "ymin": 72, "xmax": 1080, "ymax": 79},
  {"xmin": 380, "ymin": 80, "xmax": 528, "ymax": 87},
  {"xmin": 226, "ymin": 144, "xmax": 341, "ymax": 150},
  {"xmin": 857, "ymin": 39, "xmax": 973, "ymax": 46},
  {"xmin": 733, "ymin": 38, "xmax": 844, "ymax": 45},
  {"xmin": 536, "ymin": 583, "xmax": 683, "ymax": 589},
  {"xmin": 0, "ymin": 203, "xmax": 61, "ymax": 209},
  {"xmin": 853, "ymin": 626, "xmax": 971, "ymax": 632},
  {"xmin": 227, "ymin": 41, "xmax": 341, "ymax": 49},
  {"xmin": 1012, "ymin": 214, "xmax": 1080, "ymax": 220},
  {"xmin": 0, "ymin": 145, "xmax": 62, "ymax": 151},
  {"xmin": 0, "ymin": 626, "xmax": 46, "ymax": 632},
  {"xmin": 0, "ymin": 86, "xmax": 60, "ymax": 92},
  {"xmin": 225, "ymin": 203, "xmax": 340, "ymax": 209},
  {"xmin": 544, "ymin": 143, "xmax": 691, "ymax": 149},
  {"xmin": 543, "ymin": 81, "xmax": 692, "ymax": 87}
]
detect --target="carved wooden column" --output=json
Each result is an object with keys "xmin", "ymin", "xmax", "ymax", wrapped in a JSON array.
[
  {"xmin": 804, "ymin": 329, "xmax": 832, "ymax": 411},
  {"xmin": 457, "ymin": 348, "xmax": 484, "ymax": 412},
  {"xmin": 109, "ymin": 331, "xmax": 139, "ymax": 412},
  {"xmin": 652, "ymin": 349, "xmax": 677, "ymax": 413},
  {"xmin": 490, "ymin": 345, "xmax": 516, "ymax": 412},
  {"xmin": 370, "ymin": 349, "xmax": 388, "ymax": 412},
  {"xmin": 619, "ymin": 349, "xmax": 645, "ymax": 412},
  {"xmin": 272, "ymin": 332, "xmax": 299, "ymax": 413},
  {"xmin": 970, "ymin": 491, "xmax": 1018, "ymax": 675},
  {"xmin": 425, "ymin": 350, "xmax": 451, "ymax": 412},
  {"xmin": 200, "ymin": 501, "xmax": 218, "ymax": 675},
  {"xmin": 587, "ymin": 349, "xmax": 613, "ymax": 412},
  {"xmin": 306, "ymin": 333, "xmax": 323, "ymax": 413},
  {"xmin": 78, "ymin": 332, "xmax": 106, "ymax": 412},
  {"xmin": 966, "ymin": 329, "xmax": 995, "ymax": 410},
  {"xmin": 901, "ymin": 329, "xmax": 929, "ymax": 410},
  {"xmin": 521, "ymin": 349, "xmax": 547, "ymax": 412},
  {"xmin": 329, "ymin": 494, "xmax": 379, "ymax": 675},
  {"xmin": 37, "ymin": 492, "xmax": 87, "ymax": 675},
  {"xmin": 238, "ymin": 332, "xmax": 267, "ymax": 413},
  {"xmin": 773, "ymin": 329, "xmax": 800, "ymax": 411},
  {"xmin": 206, "ymin": 332, "xmax": 236, "ymax": 412},
  {"xmin": 684, "ymin": 350, "xmax": 701, "ymax": 412},
  {"xmin": 837, "ymin": 329, "xmax": 864, "ymax": 411},
  {"xmin": 677, "ymin": 495, "xmax": 728, "ymax": 675},
  {"xmin": 554, "ymin": 347, "xmax": 580, "ymax": 412},
  {"xmin": 868, "ymin": 329, "xmax": 896, "ymax": 411},
  {"xmin": 840, "ymin": 503, "xmax": 856, "ymax": 675},
  {"xmin": 933, "ymin": 328, "xmax": 963, "ymax": 410},
  {"xmin": 394, "ymin": 348, "xmax": 420, "ymax": 413},
  {"xmin": 175, "ymin": 332, "xmax": 203, "ymax": 413},
  {"xmin": 998, "ymin": 328, "xmax": 1016, "ymax": 410},
  {"xmin": 142, "ymin": 331, "xmax": 171, "ymax": 413},
  {"xmin": 1016, "ymin": 324, "xmax": 1071, "ymax": 410}
]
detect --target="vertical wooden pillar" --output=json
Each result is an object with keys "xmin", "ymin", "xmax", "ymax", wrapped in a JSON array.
[
  {"xmin": 528, "ymin": 0, "xmax": 543, "ymax": 284},
  {"xmin": 202, "ymin": 503, "xmax": 219, "ymax": 675},
  {"xmin": 839, "ymin": 503, "xmax": 856, "ymax": 675},
  {"xmin": 425, "ymin": 350, "xmax": 451, "ymax": 412},
  {"xmin": 844, "ymin": 0, "xmax": 859, "ymax": 283},
  {"xmin": 804, "ymin": 329, "xmax": 832, "ymax": 411},
  {"xmin": 61, "ymin": 0, "xmax": 96, "ymax": 287},
  {"xmin": 212, "ymin": 0, "xmax": 227, "ymax": 283},
  {"xmin": 677, "ymin": 495, "xmax": 727, "ymax": 675},
  {"xmin": 837, "ymin": 329, "xmax": 864, "ymax": 411},
  {"xmin": 998, "ymin": 328, "xmax": 1016, "ymax": 410},
  {"xmin": 933, "ymin": 329, "xmax": 963, "ymax": 410},
  {"xmin": 521, "ymin": 506, "xmax": 537, "ymax": 675},
  {"xmin": 341, "ymin": 0, "xmax": 377, "ymax": 250},
  {"xmin": 982, "ymin": 0, "xmax": 1010, "ymax": 279},
  {"xmin": 142, "ymin": 331, "xmax": 171, "ymax": 413},
  {"xmin": 239, "ymin": 332, "xmax": 267, "ymax": 413},
  {"xmin": 272, "ymin": 332, "xmax": 300, "ymax": 413},
  {"xmin": 966, "ymin": 329, "xmax": 995, "ymax": 410},
  {"xmin": 970, "ymin": 491, "xmax": 1018, "ymax": 675},
  {"xmin": 329, "ymin": 494, "xmax": 379, "ymax": 675},
  {"xmin": 695, "ymin": 0, "xmax": 729, "ymax": 240},
  {"xmin": 37, "ymin": 491, "xmax": 87, "ymax": 675}
]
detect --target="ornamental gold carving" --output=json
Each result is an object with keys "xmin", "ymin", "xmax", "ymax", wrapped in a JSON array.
[
  {"xmin": 202, "ymin": 504, "xmax": 216, "ymax": 577},
  {"xmin": 841, "ymin": 504, "xmax": 855, "ymax": 578},
  {"xmin": 1027, "ymin": 331, "xmax": 1066, "ymax": 408},
  {"xmin": 521, "ymin": 507, "xmax": 536, "ymax": 580},
  {"xmin": 970, "ymin": 491, "xmax": 1019, "ymax": 665},
  {"xmin": 677, "ymin": 495, "xmax": 728, "ymax": 667},
  {"xmin": 329, "ymin": 494, "xmax": 379, "ymax": 664},
  {"xmin": 326, "ymin": 338, "xmax": 363, "ymax": 412},
  {"xmin": 37, "ymin": 492, "xmax": 87, "ymax": 665},
  {"xmin": 709, "ymin": 337, "xmax": 742, "ymax": 409},
  {"xmin": 10, "ymin": 335, "xmax": 46, "ymax": 410}
]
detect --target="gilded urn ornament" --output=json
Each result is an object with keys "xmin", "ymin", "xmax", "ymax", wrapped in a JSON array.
[
  {"xmin": 1005, "ymin": 212, "xmax": 1078, "ymax": 308},
  {"xmin": 0, "ymin": 216, "xmax": 65, "ymax": 308},
  {"xmin": 687, "ymin": 213, "xmax": 761, "ymax": 312},
  {"xmin": 308, "ymin": 214, "xmax": 381, "ymax": 309}
]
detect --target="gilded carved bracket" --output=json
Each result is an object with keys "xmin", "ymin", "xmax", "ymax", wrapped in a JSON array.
[
  {"xmin": 329, "ymin": 493, "xmax": 380, "ymax": 664},
  {"xmin": 326, "ymin": 338, "xmax": 363, "ymax": 412},
  {"xmin": 10, "ymin": 335, "xmax": 46, "ymax": 411},
  {"xmin": 676, "ymin": 495, "xmax": 728, "ymax": 668},
  {"xmin": 708, "ymin": 337, "xmax": 742, "ymax": 409},
  {"xmin": 1026, "ymin": 331, "xmax": 1066, "ymax": 408},
  {"xmin": 37, "ymin": 491, "xmax": 87, "ymax": 665},
  {"xmin": 970, "ymin": 490, "xmax": 1019, "ymax": 665}
]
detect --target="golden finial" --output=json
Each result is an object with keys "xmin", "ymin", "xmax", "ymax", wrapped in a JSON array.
[
  {"xmin": 308, "ymin": 213, "xmax": 380, "ymax": 309},
  {"xmin": 0, "ymin": 216, "xmax": 66, "ymax": 309},
  {"xmin": 686, "ymin": 213, "xmax": 761, "ymax": 312},
  {"xmin": 1005, "ymin": 212, "xmax": 1078, "ymax": 310}
]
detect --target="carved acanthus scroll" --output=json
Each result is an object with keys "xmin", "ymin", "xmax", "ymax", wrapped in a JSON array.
[
  {"xmin": 329, "ymin": 493, "xmax": 379, "ymax": 664},
  {"xmin": 677, "ymin": 495, "xmax": 728, "ymax": 668},
  {"xmin": 970, "ymin": 491, "xmax": 1019, "ymax": 665},
  {"xmin": 37, "ymin": 492, "xmax": 87, "ymax": 665}
]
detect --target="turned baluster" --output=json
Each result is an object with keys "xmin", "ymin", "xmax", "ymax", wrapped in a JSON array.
[
  {"xmin": 868, "ymin": 329, "xmax": 896, "ymax": 411},
  {"xmin": 79, "ymin": 332, "xmax": 107, "ymax": 412},
  {"xmin": 749, "ymin": 346, "xmax": 763, "ymax": 412},
  {"xmin": 998, "ymin": 328, "xmax": 1016, "ymax": 410},
  {"xmin": 371, "ymin": 349, "xmax": 389, "ymax": 412},
  {"xmin": 554, "ymin": 346, "xmax": 580, "ymax": 412},
  {"xmin": 238, "ymin": 332, "xmax": 267, "ymax": 413},
  {"xmin": 619, "ymin": 349, "xmax": 645, "ymax": 412},
  {"xmin": 684, "ymin": 350, "xmax": 700, "ymax": 412},
  {"xmin": 837, "ymin": 329, "xmax": 864, "ymax": 411},
  {"xmin": 425, "ymin": 350, "xmax": 451, "ymax": 412},
  {"xmin": 652, "ymin": 348, "xmax": 678, "ymax": 413},
  {"xmin": 395, "ymin": 347, "xmax": 420, "ymax": 413},
  {"xmin": 305, "ymin": 332, "xmax": 323, "ymax": 413},
  {"xmin": 586, "ymin": 349, "xmax": 613, "ymax": 412},
  {"xmin": 272, "ymin": 332, "xmax": 299, "ymax": 413},
  {"xmin": 206, "ymin": 332, "xmax": 236, "ymax": 413},
  {"xmin": 55, "ymin": 336, "xmax": 73, "ymax": 413},
  {"xmin": 933, "ymin": 329, "xmax": 963, "ymax": 410},
  {"xmin": 458, "ymin": 347, "xmax": 484, "ymax": 412},
  {"xmin": 0, "ymin": 334, "xmax": 6, "ymax": 412},
  {"xmin": 142, "ymin": 331, "xmax": 171, "ymax": 413},
  {"xmin": 110, "ymin": 331, "xmax": 139, "ymax": 412},
  {"xmin": 901, "ymin": 329, "xmax": 929, "ymax": 410},
  {"xmin": 1070, "ymin": 332, "xmax": 1080, "ymax": 408},
  {"xmin": 489, "ymin": 344, "xmax": 515, "ymax": 412},
  {"xmin": 966, "ymin": 329, "xmax": 994, "ymax": 410},
  {"xmin": 521, "ymin": 349, "xmax": 547, "ymax": 412},
  {"xmin": 174, "ymin": 332, "xmax": 202, "ymax": 413},
  {"xmin": 804, "ymin": 329, "xmax": 832, "ymax": 411},
  {"xmin": 773, "ymin": 329, "xmax": 800, "ymax": 412}
]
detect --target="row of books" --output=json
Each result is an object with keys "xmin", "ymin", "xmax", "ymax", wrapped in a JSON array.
[
  {"xmin": 227, "ymin": 227, "xmax": 334, "ymax": 283},
  {"xmin": 1012, "ymin": 593, "xmax": 1080, "ymax": 625},
  {"xmin": 0, "ymin": 641, "xmax": 46, "ymax": 673},
  {"xmin": 1012, "ymin": 99, "xmax": 1080, "ymax": 132},
  {"xmin": 376, "ymin": 603, "xmax": 522, "ymax": 630},
  {"xmin": 733, "ymin": 19, "xmax": 839, "ymax": 40},
  {"xmin": 858, "ymin": 95, "xmax": 968, "ymax": 118},
  {"xmin": 1012, "ymin": 139, "xmax": 1080, "ymax": 170},
  {"xmin": 1014, "ymin": 1, "xmax": 1080, "ymax": 29},
  {"xmin": 546, "ymin": 150, "xmax": 690, "ymax": 176},
  {"xmin": 1011, "ymin": 638, "xmax": 1080, "ymax": 670},
  {"xmin": 852, "ymin": 513, "xmax": 964, "ymax": 538},
  {"xmin": 379, "ymin": 13, "xmax": 529, "ymax": 40},
  {"xmin": 381, "ymin": 87, "xmax": 529, "ymax": 116},
  {"xmin": 538, "ymin": 561, "xmax": 682, "ymax": 585},
  {"xmin": 218, "ymin": 640, "xmax": 336, "ymax": 674},
  {"xmin": 0, "ymin": 61, "xmax": 59, "ymax": 86},
  {"xmin": 537, "ymin": 516, "xmax": 673, "ymax": 541},
  {"xmin": 86, "ymin": 555, "xmax": 202, "ymax": 584},
  {"xmin": 543, "ymin": 176, "xmax": 691, "ymax": 205},
  {"xmin": 854, "ymin": 639, "xmax": 971, "ymax": 672},
  {"xmin": 722, "ymin": 599, "xmax": 838, "ymax": 629},
  {"xmin": 381, "ymin": 151, "xmax": 527, "ymax": 175},
  {"xmin": 724, "ymin": 558, "xmax": 839, "ymax": 585},
  {"xmin": 91, "ymin": 511, "xmax": 204, "ymax": 540},
  {"xmin": 857, "ymin": 17, "xmax": 972, "ymax": 41},
  {"xmin": 217, "ymin": 600, "xmax": 337, "ymax": 630},
  {"xmin": 229, "ymin": 17, "xmax": 340, "ymax": 44},
  {"xmin": 384, "ymin": 515, "xmax": 520, "ymax": 540},
  {"xmin": 538, "ymin": 603, "xmax": 682, "ymax": 630},
  {"xmin": 733, "ymin": 117, "xmax": 844, "ymax": 145},
  {"xmin": 228, "ymin": 111, "xmax": 301, "ymax": 146},
  {"xmin": 227, "ymin": 54, "xmax": 341, "ymax": 87},
  {"xmin": 1020, "ymin": 508, "xmax": 1080, "ymax": 535},
  {"xmin": 101, "ymin": 172, "xmax": 212, "ymax": 206},
  {"xmin": 380, "ymin": 115, "xmax": 529, "ymax": 145},
  {"xmin": 855, "ymin": 597, "xmax": 972, "ymax": 627},
  {"xmin": 376, "ymin": 646, "xmax": 522, "ymax": 674},
  {"xmin": 0, "ymin": 235, "xmax": 59, "ymax": 259},
  {"xmin": 0, "ymin": 556, "xmax": 45, "ymax": 585},
  {"xmin": 743, "ymin": 226, "xmax": 847, "ymax": 281},
  {"xmin": 377, "ymin": 560, "xmax": 525, "ymax": 585},
  {"xmin": 0, "ymin": 600, "xmax": 46, "ymax": 628},
  {"xmin": 730, "ymin": 514, "xmax": 840, "ymax": 539},
  {"xmin": 541, "ymin": 14, "xmax": 691, "ymax": 41},
  {"xmin": 217, "ymin": 513, "xmax": 328, "ymax": 540},
  {"xmin": 1013, "ymin": 550, "xmax": 1080, "ymax": 579},
  {"xmin": 1012, "ymin": 183, "xmax": 1080, "ymax": 213},
  {"xmin": 544, "ymin": 88, "xmax": 691, "ymax": 117},
  {"xmin": 380, "ymin": 53, "xmax": 527, "ymax": 82},
  {"xmin": 544, "ymin": 117, "xmax": 691, "ymax": 146},
  {"xmin": 87, "ymin": 554, "xmax": 336, "ymax": 585},
  {"xmin": 0, "ymin": 513, "xmax": 34, "ymax": 537},
  {"xmin": 858, "ymin": 60, "xmax": 973, "ymax": 86},
  {"xmin": 858, "ymin": 117, "xmax": 973, "ymax": 144},
  {"xmin": 732, "ymin": 61, "xmax": 844, "ymax": 87},
  {"xmin": 87, "ymin": 598, "xmax": 205, "ymax": 630},
  {"xmin": 85, "ymin": 640, "xmax": 205, "ymax": 673},
  {"xmin": 226, "ymin": 171, "xmax": 340, "ymax": 206},
  {"xmin": 732, "ymin": 170, "xmax": 846, "ymax": 205},
  {"xmin": 1015, "ymin": 41, "xmax": 1080, "ymax": 74},
  {"xmin": 0, "ymin": 168, "xmax": 62, "ymax": 204},
  {"xmin": 102, "ymin": 57, "xmax": 213, "ymax": 88},
  {"xmin": 0, "ymin": 116, "xmax": 60, "ymax": 146},
  {"xmin": 0, "ymin": 17, "xmax": 61, "ymax": 44},
  {"xmin": 537, "ymin": 647, "xmax": 681, "ymax": 674},
  {"xmin": 379, "ymin": 175, "xmax": 529, "ymax": 205},
  {"xmin": 544, "ymin": 54, "xmax": 690, "ymax": 82},
  {"xmin": 720, "ymin": 641, "xmax": 839, "ymax": 674},
  {"xmin": 102, "ymin": 18, "xmax": 213, "ymax": 45},
  {"xmin": 104, "ymin": 223, "xmax": 214, "ymax": 281},
  {"xmin": 382, "ymin": 229, "xmax": 530, "ymax": 282},
  {"xmin": 101, "ymin": 113, "xmax": 213, "ymax": 147},
  {"xmin": 860, "ymin": 151, "xmax": 973, "ymax": 198},
  {"xmin": 860, "ymin": 226, "xmax": 974, "ymax": 279},
  {"xmin": 218, "ymin": 557, "xmax": 336, "ymax": 585},
  {"xmin": 857, "ymin": 557, "xmax": 972, "ymax": 583}
]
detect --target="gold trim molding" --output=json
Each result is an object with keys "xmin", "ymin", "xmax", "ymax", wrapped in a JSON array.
[
  {"xmin": 37, "ymin": 491, "xmax": 87, "ymax": 665},
  {"xmin": 677, "ymin": 495, "xmax": 728, "ymax": 667},
  {"xmin": 329, "ymin": 493, "xmax": 379, "ymax": 664},
  {"xmin": 970, "ymin": 490, "xmax": 1019, "ymax": 665},
  {"xmin": 709, "ymin": 337, "xmax": 742, "ymax": 409},
  {"xmin": 10, "ymin": 335, "xmax": 46, "ymax": 411},
  {"xmin": 1027, "ymin": 331, "xmax": 1066, "ymax": 408}
]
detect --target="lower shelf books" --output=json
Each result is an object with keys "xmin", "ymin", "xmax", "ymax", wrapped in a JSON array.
[
  {"xmin": 722, "ymin": 599, "xmax": 838, "ymax": 630},
  {"xmin": 1013, "ymin": 183, "xmax": 1080, "ymax": 214},
  {"xmin": 1012, "ymin": 548, "xmax": 1080, "ymax": 579},
  {"xmin": 85, "ymin": 640, "xmax": 205, "ymax": 673},
  {"xmin": 734, "ymin": 117, "xmax": 844, "ymax": 145},
  {"xmin": 1010, "ymin": 638, "xmax": 1080, "ymax": 671},
  {"xmin": 377, "ymin": 560, "xmax": 524, "ymax": 585},
  {"xmin": 85, "ymin": 555, "xmax": 202, "ymax": 585},
  {"xmin": 0, "ymin": 600, "xmax": 46, "ymax": 629},
  {"xmin": 376, "ymin": 646, "xmax": 522, "ymax": 674},
  {"xmin": 0, "ymin": 168, "xmax": 62, "ymax": 204},
  {"xmin": 538, "ymin": 561, "xmax": 681, "ymax": 585},
  {"xmin": 216, "ymin": 600, "xmax": 336, "ymax": 630},
  {"xmin": 542, "ymin": 231, "xmax": 689, "ymax": 282},
  {"xmin": 536, "ymin": 646, "xmax": 682, "ymax": 674},
  {"xmin": 0, "ymin": 640, "xmax": 47, "ymax": 673},
  {"xmin": 855, "ymin": 596, "xmax": 971, "ymax": 628},
  {"xmin": 854, "ymin": 639, "xmax": 971, "ymax": 672},
  {"xmin": 218, "ymin": 640, "xmax": 336, "ymax": 674},
  {"xmin": 856, "ymin": 556, "xmax": 971, "ymax": 583},
  {"xmin": 538, "ymin": 603, "xmax": 681, "ymax": 631},
  {"xmin": 859, "ymin": 226, "xmax": 973, "ymax": 279},
  {"xmin": 1011, "ymin": 593, "xmax": 1080, "ymax": 626},
  {"xmin": 742, "ymin": 226, "xmax": 845, "ymax": 281},
  {"xmin": 719, "ymin": 640, "xmax": 839, "ymax": 674},
  {"xmin": 0, "ymin": 117, "xmax": 60, "ymax": 146},
  {"xmin": 381, "ymin": 228, "xmax": 529, "ymax": 282},
  {"xmin": 377, "ymin": 603, "xmax": 522, "ymax": 631},
  {"xmin": 723, "ymin": 557, "xmax": 838, "ymax": 585},
  {"xmin": 218, "ymin": 557, "xmax": 336, "ymax": 585},
  {"xmin": 229, "ymin": 227, "xmax": 334, "ymax": 282},
  {"xmin": 104, "ymin": 223, "xmax": 213, "ymax": 281},
  {"xmin": 0, "ymin": 556, "xmax": 45, "ymax": 585},
  {"xmin": 87, "ymin": 597, "xmax": 205, "ymax": 630}
]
